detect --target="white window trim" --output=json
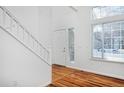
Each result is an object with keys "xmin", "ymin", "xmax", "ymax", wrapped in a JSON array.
[
  {"xmin": 91, "ymin": 7, "xmax": 124, "ymax": 63},
  {"xmin": 90, "ymin": 57, "xmax": 124, "ymax": 64},
  {"xmin": 91, "ymin": 14, "xmax": 124, "ymax": 25}
]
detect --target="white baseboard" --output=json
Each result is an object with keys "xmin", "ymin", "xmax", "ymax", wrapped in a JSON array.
[{"xmin": 66, "ymin": 65, "xmax": 124, "ymax": 80}]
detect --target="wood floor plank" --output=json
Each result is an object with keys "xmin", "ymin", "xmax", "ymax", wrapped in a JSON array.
[{"xmin": 48, "ymin": 64, "xmax": 124, "ymax": 87}]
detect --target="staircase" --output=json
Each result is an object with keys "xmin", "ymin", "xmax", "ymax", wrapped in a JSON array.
[{"xmin": 0, "ymin": 6, "xmax": 50, "ymax": 66}]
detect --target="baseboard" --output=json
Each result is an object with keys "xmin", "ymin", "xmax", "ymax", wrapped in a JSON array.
[
  {"xmin": 82, "ymin": 69, "xmax": 124, "ymax": 80},
  {"xmin": 66, "ymin": 65, "xmax": 124, "ymax": 80}
]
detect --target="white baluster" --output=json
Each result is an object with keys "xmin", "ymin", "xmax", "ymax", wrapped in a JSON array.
[
  {"xmin": 37, "ymin": 43, "xmax": 40, "ymax": 56},
  {"xmin": 47, "ymin": 51, "xmax": 49, "ymax": 62},
  {"xmin": 11, "ymin": 20, "xmax": 18, "ymax": 37},
  {"xmin": 23, "ymin": 31, "xmax": 29, "ymax": 46},
  {"xmin": 4, "ymin": 13, "xmax": 11, "ymax": 32},
  {"xmin": 39, "ymin": 46, "xmax": 43, "ymax": 58},
  {"xmin": 34, "ymin": 40, "xmax": 38, "ymax": 54},
  {"xmin": 18, "ymin": 26, "xmax": 23, "ymax": 41}
]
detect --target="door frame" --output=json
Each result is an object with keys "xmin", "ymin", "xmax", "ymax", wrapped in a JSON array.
[
  {"xmin": 53, "ymin": 28, "xmax": 69, "ymax": 66},
  {"xmin": 53, "ymin": 27, "xmax": 75, "ymax": 66}
]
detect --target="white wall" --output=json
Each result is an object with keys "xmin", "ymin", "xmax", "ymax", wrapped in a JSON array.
[
  {"xmin": 52, "ymin": 6, "xmax": 124, "ymax": 80},
  {"xmin": 0, "ymin": 6, "xmax": 52, "ymax": 86},
  {"xmin": 38, "ymin": 7, "xmax": 52, "ymax": 49}
]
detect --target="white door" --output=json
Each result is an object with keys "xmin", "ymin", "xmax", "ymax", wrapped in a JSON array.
[{"xmin": 53, "ymin": 30, "xmax": 68, "ymax": 66}]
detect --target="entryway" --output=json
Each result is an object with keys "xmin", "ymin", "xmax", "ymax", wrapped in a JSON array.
[{"xmin": 52, "ymin": 27, "xmax": 75, "ymax": 66}]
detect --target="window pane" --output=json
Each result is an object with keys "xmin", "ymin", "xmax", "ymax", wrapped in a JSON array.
[
  {"xmin": 93, "ymin": 6, "xmax": 124, "ymax": 19},
  {"xmin": 121, "ymin": 22, "xmax": 124, "ymax": 30},
  {"xmin": 103, "ymin": 23, "xmax": 111, "ymax": 37},
  {"xmin": 93, "ymin": 25, "xmax": 102, "ymax": 58},
  {"xmin": 121, "ymin": 38, "xmax": 124, "ymax": 45},
  {"xmin": 68, "ymin": 28, "xmax": 75, "ymax": 62},
  {"xmin": 112, "ymin": 30, "xmax": 120, "ymax": 37},
  {"xmin": 120, "ymin": 6, "xmax": 124, "ymax": 13},
  {"xmin": 101, "ymin": 7, "xmax": 110, "ymax": 18},
  {"xmin": 112, "ymin": 38, "xmax": 120, "ymax": 45},
  {"xmin": 93, "ymin": 7, "xmax": 101, "ymax": 19},
  {"xmin": 104, "ymin": 38, "xmax": 111, "ymax": 49},
  {"xmin": 110, "ymin": 6, "xmax": 121, "ymax": 15},
  {"xmin": 111, "ymin": 22, "xmax": 120, "ymax": 31}
]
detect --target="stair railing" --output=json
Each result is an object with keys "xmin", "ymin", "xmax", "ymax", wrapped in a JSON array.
[{"xmin": 0, "ymin": 6, "xmax": 50, "ymax": 66}]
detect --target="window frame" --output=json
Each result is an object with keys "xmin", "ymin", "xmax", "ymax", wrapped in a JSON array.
[{"xmin": 91, "ymin": 6, "xmax": 124, "ymax": 63}]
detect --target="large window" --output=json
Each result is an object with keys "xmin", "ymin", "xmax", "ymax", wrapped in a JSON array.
[{"xmin": 92, "ymin": 6, "xmax": 124, "ymax": 62}]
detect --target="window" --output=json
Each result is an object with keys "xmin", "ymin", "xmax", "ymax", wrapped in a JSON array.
[
  {"xmin": 92, "ymin": 6, "xmax": 124, "ymax": 62},
  {"xmin": 68, "ymin": 28, "xmax": 75, "ymax": 63},
  {"xmin": 93, "ymin": 6, "xmax": 124, "ymax": 19}
]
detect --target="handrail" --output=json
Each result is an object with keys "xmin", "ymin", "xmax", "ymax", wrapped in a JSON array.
[
  {"xmin": 0, "ymin": 6, "xmax": 50, "ymax": 66},
  {"xmin": 0, "ymin": 6, "xmax": 49, "ymax": 53}
]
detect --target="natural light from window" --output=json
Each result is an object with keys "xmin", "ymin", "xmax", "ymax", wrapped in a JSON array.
[{"xmin": 92, "ymin": 6, "xmax": 124, "ymax": 62}]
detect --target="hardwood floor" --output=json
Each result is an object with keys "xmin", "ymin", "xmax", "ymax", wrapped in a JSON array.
[{"xmin": 48, "ymin": 64, "xmax": 124, "ymax": 87}]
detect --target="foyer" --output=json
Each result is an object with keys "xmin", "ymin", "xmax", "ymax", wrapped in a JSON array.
[{"xmin": 0, "ymin": 6, "xmax": 124, "ymax": 87}]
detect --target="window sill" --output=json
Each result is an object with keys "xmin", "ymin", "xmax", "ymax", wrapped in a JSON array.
[{"xmin": 90, "ymin": 57, "xmax": 124, "ymax": 64}]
